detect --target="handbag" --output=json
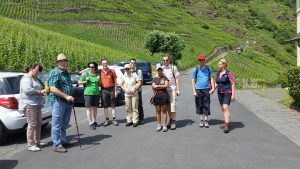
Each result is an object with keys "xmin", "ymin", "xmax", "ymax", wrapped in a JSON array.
[{"xmin": 150, "ymin": 92, "xmax": 157, "ymax": 105}]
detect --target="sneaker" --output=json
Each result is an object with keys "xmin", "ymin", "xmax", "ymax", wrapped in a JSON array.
[
  {"xmin": 94, "ymin": 122, "xmax": 100, "ymax": 127},
  {"xmin": 156, "ymin": 124, "xmax": 162, "ymax": 132},
  {"xmin": 170, "ymin": 121, "xmax": 176, "ymax": 130},
  {"xmin": 103, "ymin": 119, "xmax": 110, "ymax": 127},
  {"xmin": 199, "ymin": 120, "xmax": 204, "ymax": 128},
  {"xmin": 28, "ymin": 145, "xmax": 41, "ymax": 152},
  {"xmin": 89, "ymin": 123, "xmax": 96, "ymax": 130},
  {"xmin": 112, "ymin": 119, "xmax": 119, "ymax": 126},
  {"xmin": 223, "ymin": 125, "xmax": 230, "ymax": 133},
  {"xmin": 167, "ymin": 119, "xmax": 172, "ymax": 128},
  {"xmin": 125, "ymin": 122, "xmax": 133, "ymax": 127},
  {"xmin": 133, "ymin": 123, "xmax": 139, "ymax": 127},
  {"xmin": 162, "ymin": 126, "xmax": 168, "ymax": 132},
  {"xmin": 204, "ymin": 121, "xmax": 210, "ymax": 128},
  {"xmin": 53, "ymin": 146, "xmax": 67, "ymax": 153}
]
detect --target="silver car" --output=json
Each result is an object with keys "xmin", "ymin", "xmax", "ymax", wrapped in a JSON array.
[{"xmin": 0, "ymin": 72, "xmax": 52, "ymax": 145}]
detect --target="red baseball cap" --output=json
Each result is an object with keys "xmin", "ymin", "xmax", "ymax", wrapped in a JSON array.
[{"xmin": 198, "ymin": 55, "xmax": 206, "ymax": 60}]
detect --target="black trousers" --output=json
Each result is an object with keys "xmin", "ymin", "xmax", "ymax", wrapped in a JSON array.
[
  {"xmin": 195, "ymin": 89, "xmax": 211, "ymax": 116},
  {"xmin": 138, "ymin": 91, "xmax": 144, "ymax": 121}
]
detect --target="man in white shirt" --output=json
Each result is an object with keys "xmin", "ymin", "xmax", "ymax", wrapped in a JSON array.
[{"xmin": 162, "ymin": 54, "xmax": 181, "ymax": 130}]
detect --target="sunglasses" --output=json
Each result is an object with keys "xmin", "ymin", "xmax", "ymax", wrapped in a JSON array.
[
  {"xmin": 131, "ymin": 62, "xmax": 136, "ymax": 64},
  {"xmin": 163, "ymin": 60, "xmax": 169, "ymax": 62},
  {"xmin": 198, "ymin": 59, "xmax": 205, "ymax": 61},
  {"xmin": 89, "ymin": 66, "xmax": 95, "ymax": 68},
  {"xmin": 125, "ymin": 68, "xmax": 130, "ymax": 70}
]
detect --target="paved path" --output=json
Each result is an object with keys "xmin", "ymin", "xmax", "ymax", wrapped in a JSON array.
[
  {"xmin": 1, "ymin": 72, "xmax": 300, "ymax": 169},
  {"xmin": 237, "ymin": 89, "xmax": 300, "ymax": 146}
]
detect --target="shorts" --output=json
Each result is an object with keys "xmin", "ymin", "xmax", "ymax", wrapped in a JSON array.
[
  {"xmin": 84, "ymin": 95, "xmax": 100, "ymax": 107},
  {"xmin": 218, "ymin": 93, "xmax": 232, "ymax": 105},
  {"xmin": 154, "ymin": 97, "xmax": 169, "ymax": 106},
  {"xmin": 101, "ymin": 88, "xmax": 116, "ymax": 108},
  {"xmin": 167, "ymin": 90, "xmax": 177, "ymax": 112}
]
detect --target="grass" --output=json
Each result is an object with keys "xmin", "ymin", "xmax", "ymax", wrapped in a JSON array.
[{"xmin": 0, "ymin": 0, "xmax": 297, "ymax": 85}]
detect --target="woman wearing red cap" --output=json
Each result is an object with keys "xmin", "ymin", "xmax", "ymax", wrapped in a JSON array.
[{"xmin": 215, "ymin": 59, "xmax": 235, "ymax": 133}]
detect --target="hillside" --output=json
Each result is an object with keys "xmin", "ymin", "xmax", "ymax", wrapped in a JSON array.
[{"xmin": 0, "ymin": 0, "xmax": 297, "ymax": 85}]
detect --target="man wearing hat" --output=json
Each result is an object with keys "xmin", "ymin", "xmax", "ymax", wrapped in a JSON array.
[
  {"xmin": 48, "ymin": 53, "xmax": 74, "ymax": 153},
  {"xmin": 191, "ymin": 54, "xmax": 215, "ymax": 128}
]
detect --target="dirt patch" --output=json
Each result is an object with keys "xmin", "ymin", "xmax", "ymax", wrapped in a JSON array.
[{"xmin": 225, "ymin": 27, "xmax": 245, "ymax": 38}]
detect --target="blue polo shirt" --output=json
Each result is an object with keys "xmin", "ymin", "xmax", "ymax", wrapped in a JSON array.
[{"xmin": 191, "ymin": 66, "xmax": 213, "ymax": 90}]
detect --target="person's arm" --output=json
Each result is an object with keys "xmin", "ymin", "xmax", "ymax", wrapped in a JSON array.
[
  {"xmin": 209, "ymin": 77, "xmax": 215, "ymax": 95},
  {"xmin": 174, "ymin": 66, "xmax": 181, "ymax": 96},
  {"xmin": 209, "ymin": 68, "xmax": 215, "ymax": 95},
  {"xmin": 191, "ymin": 69, "xmax": 197, "ymax": 96},
  {"xmin": 78, "ymin": 72, "xmax": 88, "ymax": 85},
  {"xmin": 229, "ymin": 73, "xmax": 236, "ymax": 101},
  {"xmin": 22, "ymin": 77, "xmax": 45, "ymax": 95}
]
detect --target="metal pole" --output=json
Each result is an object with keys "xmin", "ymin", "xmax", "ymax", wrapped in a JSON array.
[
  {"xmin": 297, "ymin": 0, "xmax": 300, "ymax": 66},
  {"xmin": 238, "ymin": 53, "xmax": 241, "ymax": 88}
]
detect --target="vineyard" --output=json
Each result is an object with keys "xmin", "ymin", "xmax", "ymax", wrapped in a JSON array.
[{"xmin": 0, "ymin": 0, "xmax": 297, "ymax": 85}]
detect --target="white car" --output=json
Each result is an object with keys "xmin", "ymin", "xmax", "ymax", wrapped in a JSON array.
[{"xmin": 0, "ymin": 72, "xmax": 52, "ymax": 145}]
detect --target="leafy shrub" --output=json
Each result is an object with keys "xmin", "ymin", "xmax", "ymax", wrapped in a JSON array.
[{"xmin": 287, "ymin": 67, "xmax": 300, "ymax": 106}]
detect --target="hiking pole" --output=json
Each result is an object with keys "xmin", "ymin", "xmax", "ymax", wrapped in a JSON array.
[{"xmin": 72, "ymin": 103, "xmax": 82, "ymax": 149}]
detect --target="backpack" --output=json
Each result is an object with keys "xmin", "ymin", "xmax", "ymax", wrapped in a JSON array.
[{"xmin": 194, "ymin": 65, "xmax": 212, "ymax": 90}]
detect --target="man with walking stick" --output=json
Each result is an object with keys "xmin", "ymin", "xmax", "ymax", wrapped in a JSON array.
[{"xmin": 48, "ymin": 53, "xmax": 75, "ymax": 153}]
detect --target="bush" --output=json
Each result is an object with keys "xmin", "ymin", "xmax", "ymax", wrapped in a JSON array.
[{"xmin": 287, "ymin": 67, "xmax": 300, "ymax": 107}]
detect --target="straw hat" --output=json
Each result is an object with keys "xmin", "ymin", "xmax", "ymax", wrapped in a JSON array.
[{"xmin": 56, "ymin": 53, "xmax": 68, "ymax": 62}]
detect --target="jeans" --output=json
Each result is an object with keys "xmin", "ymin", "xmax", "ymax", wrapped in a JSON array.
[
  {"xmin": 51, "ymin": 100, "xmax": 72, "ymax": 148},
  {"xmin": 138, "ymin": 91, "xmax": 144, "ymax": 121},
  {"xmin": 195, "ymin": 89, "xmax": 211, "ymax": 116}
]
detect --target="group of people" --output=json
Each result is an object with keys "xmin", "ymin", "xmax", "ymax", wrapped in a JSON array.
[{"xmin": 19, "ymin": 52, "xmax": 235, "ymax": 153}]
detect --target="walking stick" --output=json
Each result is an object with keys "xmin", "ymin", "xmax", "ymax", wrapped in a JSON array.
[{"xmin": 72, "ymin": 104, "xmax": 82, "ymax": 149}]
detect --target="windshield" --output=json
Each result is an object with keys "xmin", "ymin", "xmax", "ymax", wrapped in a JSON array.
[
  {"xmin": 136, "ymin": 63, "xmax": 147, "ymax": 71},
  {"xmin": 0, "ymin": 76, "xmax": 22, "ymax": 95}
]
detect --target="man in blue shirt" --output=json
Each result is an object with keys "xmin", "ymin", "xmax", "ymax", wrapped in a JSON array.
[{"xmin": 191, "ymin": 55, "xmax": 215, "ymax": 128}]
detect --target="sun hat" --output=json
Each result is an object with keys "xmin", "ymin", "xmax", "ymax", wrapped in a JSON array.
[
  {"xmin": 56, "ymin": 53, "xmax": 68, "ymax": 62},
  {"xmin": 124, "ymin": 64, "xmax": 131, "ymax": 69}
]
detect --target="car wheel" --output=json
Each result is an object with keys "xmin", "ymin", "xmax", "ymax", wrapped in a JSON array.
[{"xmin": 0, "ymin": 125, "xmax": 7, "ymax": 145}]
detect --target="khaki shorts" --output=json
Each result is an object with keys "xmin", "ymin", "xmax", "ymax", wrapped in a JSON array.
[{"xmin": 168, "ymin": 90, "xmax": 177, "ymax": 112}]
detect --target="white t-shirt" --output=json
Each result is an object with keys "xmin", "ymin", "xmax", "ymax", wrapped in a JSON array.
[{"xmin": 162, "ymin": 65, "xmax": 180, "ymax": 91}]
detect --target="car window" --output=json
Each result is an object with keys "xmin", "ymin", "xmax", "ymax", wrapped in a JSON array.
[
  {"xmin": 136, "ymin": 63, "xmax": 147, "ymax": 71},
  {"xmin": 0, "ymin": 76, "xmax": 22, "ymax": 95}
]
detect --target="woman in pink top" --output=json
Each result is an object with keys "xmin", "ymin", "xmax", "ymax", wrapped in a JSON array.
[{"xmin": 215, "ymin": 59, "xmax": 236, "ymax": 133}]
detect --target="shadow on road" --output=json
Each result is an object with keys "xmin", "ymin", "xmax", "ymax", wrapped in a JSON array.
[
  {"xmin": 176, "ymin": 119, "xmax": 195, "ymax": 128},
  {"xmin": 0, "ymin": 160, "xmax": 18, "ymax": 169},
  {"xmin": 144, "ymin": 116, "xmax": 156, "ymax": 124},
  {"xmin": 66, "ymin": 134, "xmax": 112, "ymax": 150},
  {"xmin": 1, "ymin": 125, "xmax": 51, "ymax": 146},
  {"xmin": 209, "ymin": 119, "xmax": 245, "ymax": 131}
]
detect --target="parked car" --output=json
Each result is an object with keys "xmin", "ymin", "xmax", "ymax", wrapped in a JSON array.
[
  {"xmin": 79, "ymin": 65, "xmax": 125, "ymax": 107},
  {"xmin": 111, "ymin": 61, "xmax": 153, "ymax": 84},
  {"xmin": 0, "ymin": 72, "xmax": 52, "ymax": 145}
]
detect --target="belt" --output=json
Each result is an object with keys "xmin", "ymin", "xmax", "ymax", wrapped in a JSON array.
[{"xmin": 102, "ymin": 87, "xmax": 114, "ymax": 90}]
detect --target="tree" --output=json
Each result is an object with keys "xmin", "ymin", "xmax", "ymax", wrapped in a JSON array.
[{"xmin": 144, "ymin": 30, "xmax": 185, "ymax": 63}]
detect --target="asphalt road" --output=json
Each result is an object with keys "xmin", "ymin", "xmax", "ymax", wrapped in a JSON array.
[{"xmin": 1, "ymin": 72, "xmax": 300, "ymax": 169}]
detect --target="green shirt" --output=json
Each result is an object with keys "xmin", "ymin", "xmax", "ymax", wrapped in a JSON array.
[{"xmin": 80, "ymin": 71, "xmax": 100, "ymax": 95}]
